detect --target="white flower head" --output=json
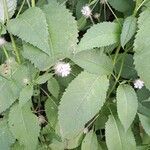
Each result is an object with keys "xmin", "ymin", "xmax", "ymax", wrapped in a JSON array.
[
  {"xmin": 54, "ymin": 61, "xmax": 71, "ymax": 77},
  {"xmin": 38, "ymin": 115, "xmax": 46, "ymax": 125},
  {"xmin": 134, "ymin": 79, "xmax": 144, "ymax": 89},
  {"xmin": 0, "ymin": 37, "xmax": 6, "ymax": 46},
  {"xmin": 81, "ymin": 5, "xmax": 92, "ymax": 18},
  {"xmin": 83, "ymin": 128, "xmax": 89, "ymax": 134}
]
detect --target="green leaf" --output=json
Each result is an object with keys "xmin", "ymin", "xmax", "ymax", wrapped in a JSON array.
[
  {"xmin": 0, "ymin": 0, "xmax": 17, "ymax": 23},
  {"xmin": 47, "ymin": 77, "xmax": 60, "ymax": 99},
  {"xmin": 49, "ymin": 139, "xmax": 65, "ymax": 150},
  {"xmin": 22, "ymin": 43, "xmax": 53, "ymax": 71},
  {"xmin": 138, "ymin": 102, "xmax": 150, "ymax": 118},
  {"xmin": 81, "ymin": 130, "xmax": 99, "ymax": 150},
  {"xmin": 134, "ymin": 9, "xmax": 150, "ymax": 90},
  {"xmin": 65, "ymin": 132, "xmax": 83, "ymax": 149},
  {"xmin": 45, "ymin": 98, "xmax": 58, "ymax": 128},
  {"xmin": 23, "ymin": 1, "xmax": 78, "ymax": 70},
  {"xmin": 117, "ymin": 84, "xmax": 138, "ymax": 131},
  {"xmin": 78, "ymin": 22, "xmax": 121, "ymax": 52},
  {"xmin": 121, "ymin": 16, "xmax": 137, "ymax": 48},
  {"xmin": 11, "ymin": 141, "xmax": 25, "ymax": 150},
  {"xmin": 0, "ymin": 60, "xmax": 36, "ymax": 113},
  {"xmin": 35, "ymin": 73, "xmax": 52, "ymax": 84},
  {"xmin": 139, "ymin": 113, "xmax": 150, "ymax": 136},
  {"xmin": 107, "ymin": 0, "xmax": 134, "ymax": 13},
  {"xmin": 9, "ymin": 103, "xmax": 40, "ymax": 150},
  {"xmin": 0, "ymin": 118, "xmax": 15, "ymax": 150},
  {"xmin": 115, "ymin": 54, "xmax": 137, "ymax": 79},
  {"xmin": 105, "ymin": 114, "xmax": 136, "ymax": 150},
  {"xmin": 72, "ymin": 49, "xmax": 113, "ymax": 75},
  {"xmin": 7, "ymin": 7, "xmax": 50, "ymax": 55},
  {"xmin": 19, "ymin": 85, "xmax": 33, "ymax": 107},
  {"xmin": 58, "ymin": 71, "xmax": 109, "ymax": 139}
]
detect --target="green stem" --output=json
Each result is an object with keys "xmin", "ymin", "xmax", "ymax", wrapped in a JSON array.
[
  {"xmin": 106, "ymin": 1, "xmax": 121, "ymax": 26},
  {"xmin": 113, "ymin": 45, "xmax": 121, "ymax": 66},
  {"xmin": 26, "ymin": 0, "xmax": 31, "ymax": 7},
  {"xmin": 31, "ymin": 0, "xmax": 35, "ymax": 7},
  {"xmin": 106, "ymin": 54, "xmax": 125, "ymax": 99},
  {"xmin": 134, "ymin": 0, "xmax": 148, "ymax": 16},
  {"xmin": 10, "ymin": 35, "xmax": 21, "ymax": 64},
  {"xmin": 2, "ymin": 46, "xmax": 9, "ymax": 59},
  {"xmin": 2, "ymin": 0, "xmax": 21, "ymax": 64},
  {"xmin": 16, "ymin": 0, "xmax": 26, "ymax": 17}
]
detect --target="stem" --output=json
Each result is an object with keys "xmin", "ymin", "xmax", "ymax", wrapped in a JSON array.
[
  {"xmin": 26, "ymin": 0, "xmax": 31, "ymax": 7},
  {"xmin": 134, "ymin": 0, "xmax": 148, "ymax": 16},
  {"xmin": 113, "ymin": 45, "xmax": 121, "ymax": 66},
  {"xmin": 31, "ymin": 0, "xmax": 35, "ymax": 7},
  {"xmin": 10, "ymin": 35, "xmax": 21, "ymax": 64},
  {"xmin": 2, "ymin": 0, "xmax": 21, "ymax": 64},
  {"xmin": 89, "ymin": 15, "xmax": 94, "ymax": 25},
  {"xmin": 106, "ymin": 54, "xmax": 125, "ymax": 99},
  {"xmin": 2, "ymin": 46, "xmax": 9, "ymax": 59},
  {"xmin": 16, "ymin": 0, "xmax": 26, "ymax": 17},
  {"xmin": 106, "ymin": 1, "xmax": 121, "ymax": 26}
]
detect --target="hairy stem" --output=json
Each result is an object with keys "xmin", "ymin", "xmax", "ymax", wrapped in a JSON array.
[
  {"xmin": 31, "ymin": 0, "xmax": 35, "ymax": 7},
  {"xmin": 2, "ymin": 0, "xmax": 21, "ymax": 64}
]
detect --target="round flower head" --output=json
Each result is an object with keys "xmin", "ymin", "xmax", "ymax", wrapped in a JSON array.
[
  {"xmin": 54, "ymin": 61, "xmax": 71, "ymax": 77},
  {"xmin": 0, "ymin": 37, "xmax": 6, "ymax": 46},
  {"xmin": 134, "ymin": 79, "xmax": 144, "ymax": 89},
  {"xmin": 81, "ymin": 5, "xmax": 92, "ymax": 18}
]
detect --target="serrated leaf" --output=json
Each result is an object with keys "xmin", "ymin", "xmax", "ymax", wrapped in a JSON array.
[
  {"xmin": 81, "ymin": 130, "xmax": 99, "ymax": 150},
  {"xmin": 134, "ymin": 9, "xmax": 150, "ymax": 90},
  {"xmin": 65, "ymin": 132, "xmax": 83, "ymax": 149},
  {"xmin": 47, "ymin": 77, "xmax": 60, "ymax": 98},
  {"xmin": 117, "ymin": 84, "xmax": 138, "ymax": 131},
  {"xmin": 105, "ymin": 114, "xmax": 136, "ymax": 150},
  {"xmin": 139, "ymin": 113, "xmax": 150, "ymax": 136},
  {"xmin": 22, "ymin": 43, "xmax": 53, "ymax": 71},
  {"xmin": 0, "ymin": 0, "xmax": 17, "ymax": 23},
  {"xmin": 9, "ymin": 103, "xmax": 40, "ymax": 150},
  {"xmin": 19, "ymin": 85, "xmax": 33, "ymax": 107},
  {"xmin": 7, "ymin": 7, "xmax": 50, "ymax": 55},
  {"xmin": 72, "ymin": 49, "xmax": 113, "ymax": 75},
  {"xmin": 58, "ymin": 71, "xmax": 109, "ymax": 139},
  {"xmin": 45, "ymin": 98, "xmax": 58, "ymax": 128},
  {"xmin": 121, "ymin": 16, "xmax": 137, "ymax": 48},
  {"xmin": 0, "ymin": 61, "xmax": 36, "ymax": 113},
  {"xmin": 0, "ymin": 118, "xmax": 15, "ymax": 150},
  {"xmin": 78, "ymin": 22, "xmax": 121, "ymax": 52},
  {"xmin": 35, "ymin": 73, "xmax": 52, "ymax": 84},
  {"xmin": 23, "ymin": 1, "xmax": 78, "ymax": 70}
]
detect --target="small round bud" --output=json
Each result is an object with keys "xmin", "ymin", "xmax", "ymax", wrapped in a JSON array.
[
  {"xmin": 94, "ymin": 13, "xmax": 100, "ymax": 19},
  {"xmin": 38, "ymin": 115, "xmax": 46, "ymax": 125},
  {"xmin": 23, "ymin": 78, "xmax": 30, "ymax": 85},
  {"xmin": 83, "ymin": 128, "xmax": 89, "ymax": 134}
]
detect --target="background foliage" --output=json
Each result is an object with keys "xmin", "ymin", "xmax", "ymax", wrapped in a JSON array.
[{"xmin": 0, "ymin": 0, "xmax": 150, "ymax": 149}]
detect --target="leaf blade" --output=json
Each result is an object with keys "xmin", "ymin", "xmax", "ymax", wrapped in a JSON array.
[{"xmin": 58, "ymin": 71, "xmax": 109, "ymax": 139}]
